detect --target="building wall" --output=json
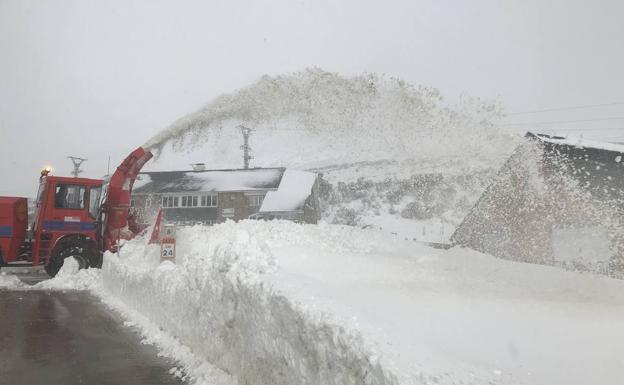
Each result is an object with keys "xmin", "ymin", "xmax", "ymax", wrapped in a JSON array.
[
  {"xmin": 216, "ymin": 192, "xmax": 265, "ymax": 222},
  {"xmin": 132, "ymin": 184, "xmax": 321, "ymax": 226},
  {"xmin": 218, "ymin": 192, "xmax": 247, "ymax": 222},
  {"xmin": 164, "ymin": 207, "xmax": 218, "ymax": 224},
  {"xmin": 131, "ymin": 193, "xmax": 219, "ymax": 225}
]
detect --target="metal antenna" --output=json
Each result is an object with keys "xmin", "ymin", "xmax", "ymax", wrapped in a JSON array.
[
  {"xmin": 68, "ymin": 156, "xmax": 87, "ymax": 178},
  {"xmin": 239, "ymin": 125, "xmax": 254, "ymax": 169}
]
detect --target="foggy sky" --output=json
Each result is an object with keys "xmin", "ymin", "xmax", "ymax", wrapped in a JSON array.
[{"xmin": 1, "ymin": 0, "xmax": 623, "ymax": 196}]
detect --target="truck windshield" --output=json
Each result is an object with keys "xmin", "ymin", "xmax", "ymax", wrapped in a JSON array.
[
  {"xmin": 55, "ymin": 184, "xmax": 85, "ymax": 209},
  {"xmin": 89, "ymin": 186, "xmax": 102, "ymax": 218}
]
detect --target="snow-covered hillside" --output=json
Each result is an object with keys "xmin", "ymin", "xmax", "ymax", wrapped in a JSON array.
[
  {"xmin": 141, "ymin": 69, "xmax": 520, "ymax": 240},
  {"xmin": 27, "ymin": 221, "xmax": 624, "ymax": 385}
]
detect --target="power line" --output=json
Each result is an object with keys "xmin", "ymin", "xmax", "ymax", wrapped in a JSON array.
[
  {"xmin": 67, "ymin": 156, "xmax": 87, "ymax": 178},
  {"xmin": 597, "ymin": 135, "xmax": 624, "ymax": 139},
  {"xmin": 501, "ymin": 116, "xmax": 624, "ymax": 126},
  {"xmin": 506, "ymin": 101, "xmax": 624, "ymax": 115},
  {"xmin": 541, "ymin": 127, "xmax": 624, "ymax": 131}
]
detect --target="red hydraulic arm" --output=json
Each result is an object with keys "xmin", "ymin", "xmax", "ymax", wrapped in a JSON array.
[{"xmin": 103, "ymin": 147, "xmax": 152, "ymax": 251}]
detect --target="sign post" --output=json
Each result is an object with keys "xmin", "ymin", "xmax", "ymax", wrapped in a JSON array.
[{"xmin": 160, "ymin": 224, "xmax": 176, "ymax": 263}]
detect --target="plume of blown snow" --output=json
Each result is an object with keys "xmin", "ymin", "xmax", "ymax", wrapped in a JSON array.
[{"xmin": 143, "ymin": 68, "xmax": 518, "ymax": 171}]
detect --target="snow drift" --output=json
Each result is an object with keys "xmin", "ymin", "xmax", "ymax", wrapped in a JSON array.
[
  {"xmin": 9, "ymin": 221, "xmax": 624, "ymax": 384},
  {"xmin": 23, "ymin": 220, "xmax": 621, "ymax": 385},
  {"xmin": 101, "ymin": 222, "xmax": 397, "ymax": 385}
]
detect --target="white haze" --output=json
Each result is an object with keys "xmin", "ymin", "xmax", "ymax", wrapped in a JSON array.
[{"xmin": 1, "ymin": 0, "xmax": 624, "ymax": 196}]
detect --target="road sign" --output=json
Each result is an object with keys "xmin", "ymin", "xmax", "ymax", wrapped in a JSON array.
[{"xmin": 160, "ymin": 224, "xmax": 176, "ymax": 263}]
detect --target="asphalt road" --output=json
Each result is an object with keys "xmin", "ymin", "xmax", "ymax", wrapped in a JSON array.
[{"xmin": 0, "ymin": 290, "xmax": 186, "ymax": 385}]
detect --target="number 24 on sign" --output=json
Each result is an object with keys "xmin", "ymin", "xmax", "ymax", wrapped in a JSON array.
[{"xmin": 161, "ymin": 237, "xmax": 176, "ymax": 262}]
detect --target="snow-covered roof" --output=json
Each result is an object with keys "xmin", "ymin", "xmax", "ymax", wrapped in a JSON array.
[
  {"xmin": 133, "ymin": 168, "xmax": 285, "ymax": 194},
  {"xmin": 528, "ymin": 132, "xmax": 624, "ymax": 154},
  {"xmin": 259, "ymin": 169, "xmax": 317, "ymax": 213}
]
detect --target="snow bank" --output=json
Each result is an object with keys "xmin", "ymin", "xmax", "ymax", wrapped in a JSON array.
[
  {"xmin": 9, "ymin": 220, "xmax": 624, "ymax": 385},
  {"xmin": 26, "ymin": 258, "xmax": 234, "ymax": 385},
  {"xmin": 35, "ymin": 267, "xmax": 101, "ymax": 291},
  {"xmin": 102, "ymin": 221, "xmax": 397, "ymax": 385},
  {"xmin": 100, "ymin": 220, "xmax": 624, "ymax": 385}
]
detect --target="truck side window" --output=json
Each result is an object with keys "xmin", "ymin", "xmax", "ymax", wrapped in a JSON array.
[
  {"xmin": 89, "ymin": 186, "xmax": 102, "ymax": 218},
  {"xmin": 55, "ymin": 184, "xmax": 86, "ymax": 209}
]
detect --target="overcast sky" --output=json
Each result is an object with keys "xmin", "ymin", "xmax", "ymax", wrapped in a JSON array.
[{"xmin": 1, "ymin": 0, "xmax": 623, "ymax": 195}]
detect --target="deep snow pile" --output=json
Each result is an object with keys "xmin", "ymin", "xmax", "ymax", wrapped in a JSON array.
[
  {"xmin": 33, "ymin": 220, "xmax": 622, "ymax": 385},
  {"xmin": 101, "ymin": 223, "xmax": 395, "ymax": 385},
  {"xmin": 28, "ymin": 260, "xmax": 235, "ymax": 385}
]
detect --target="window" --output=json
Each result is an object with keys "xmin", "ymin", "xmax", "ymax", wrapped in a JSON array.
[
  {"xmin": 248, "ymin": 194, "xmax": 264, "ymax": 208},
  {"xmin": 161, "ymin": 196, "xmax": 179, "ymax": 208},
  {"xmin": 89, "ymin": 186, "xmax": 102, "ymax": 218},
  {"xmin": 181, "ymin": 195, "xmax": 199, "ymax": 207},
  {"xmin": 54, "ymin": 184, "xmax": 86, "ymax": 209},
  {"xmin": 200, "ymin": 194, "xmax": 217, "ymax": 207}
]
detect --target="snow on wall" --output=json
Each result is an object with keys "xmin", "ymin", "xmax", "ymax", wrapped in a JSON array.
[
  {"xmin": 101, "ymin": 223, "xmax": 398, "ymax": 385},
  {"xmin": 534, "ymin": 133, "xmax": 624, "ymax": 154},
  {"xmin": 452, "ymin": 137, "xmax": 624, "ymax": 268}
]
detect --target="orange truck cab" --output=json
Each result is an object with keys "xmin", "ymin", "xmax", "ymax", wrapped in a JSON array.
[
  {"xmin": 30, "ymin": 176, "xmax": 104, "ymax": 275},
  {"xmin": 0, "ymin": 147, "xmax": 152, "ymax": 276}
]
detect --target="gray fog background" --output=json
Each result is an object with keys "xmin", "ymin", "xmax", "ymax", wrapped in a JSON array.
[{"xmin": 1, "ymin": 0, "xmax": 623, "ymax": 196}]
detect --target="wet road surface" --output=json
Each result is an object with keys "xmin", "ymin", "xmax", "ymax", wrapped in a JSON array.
[{"xmin": 0, "ymin": 290, "xmax": 185, "ymax": 385}]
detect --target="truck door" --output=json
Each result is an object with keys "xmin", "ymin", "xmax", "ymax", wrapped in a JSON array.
[{"xmin": 48, "ymin": 183, "xmax": 94, "ymax": 232}]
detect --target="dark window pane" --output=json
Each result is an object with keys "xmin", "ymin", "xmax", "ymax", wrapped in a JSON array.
[{"xmin": 54, "ymin": 184, "xmax": 86, "ymax": 209}]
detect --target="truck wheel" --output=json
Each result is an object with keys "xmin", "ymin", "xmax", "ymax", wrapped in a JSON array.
[
  {"xmin": 45, "ymin": 246, "xmax": 89, "ymax": 277},
  {"xmin": 89, "ymin": 251, "xmax": 103, "ymax": 269}
]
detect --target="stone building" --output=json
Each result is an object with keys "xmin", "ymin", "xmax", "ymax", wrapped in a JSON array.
[
  {"xmin": 451, "ymin": 132, "xmax": 624, "ymax": 273},
  {"xmin": 131, "ymin": 167, "xmax": 320, "ymax": 225}
]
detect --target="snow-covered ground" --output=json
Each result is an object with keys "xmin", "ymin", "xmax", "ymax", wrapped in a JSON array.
[
  {"xmin": 6, "ymin": 221, "xmax": 624, "ymax": 385},
  {"xmin": 0, "ymin": 272, "xmax": 24, "ymax": 288}
]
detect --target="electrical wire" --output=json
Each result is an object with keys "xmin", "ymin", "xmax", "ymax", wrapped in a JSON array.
[
  {"xmin": 506, "ymin": 102, "xmax": 624, "ymax": 115},
  {"xmin": 501, "ymin": 117, "xmax": 624, "ymax": 126},
  {"xmin": 544, "ymin": 127, "xmax": 624, "ymax": 131}
]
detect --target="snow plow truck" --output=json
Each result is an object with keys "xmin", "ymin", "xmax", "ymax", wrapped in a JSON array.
[{"xmin": 0, "ymin": 147, "xmax": 152, "ymax": 276}]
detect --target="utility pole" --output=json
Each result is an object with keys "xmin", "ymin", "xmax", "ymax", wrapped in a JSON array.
[
  {"xmin": 67, "ymin": 156, "xmax": 87, "ymax": 178},
  {"xmin": 239, "ymin": 125, "xmax": 254, "ymax": 169}
]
